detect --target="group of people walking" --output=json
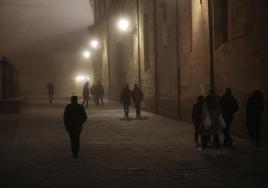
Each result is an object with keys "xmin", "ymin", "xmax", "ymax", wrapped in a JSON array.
[
  {"xmin": 120, "ymin": 84, "xmax": 144, "ymax": 119},
  {"xmin": 82, "ymin": 81, "xmax": 104, "ymax": 108},
  {"xmin": 192, "ymin": 88, "xmax": 264, "ymax": 150}
]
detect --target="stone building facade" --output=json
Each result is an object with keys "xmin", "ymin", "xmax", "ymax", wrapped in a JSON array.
[{"xmin": 90, "ymin": 0, "xmax": 268, "ymax": 139}]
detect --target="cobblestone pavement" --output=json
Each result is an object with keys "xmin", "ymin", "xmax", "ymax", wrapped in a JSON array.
[{"xmin": 0, "ymin": 98, "xmax": 268, "ymax": 188}]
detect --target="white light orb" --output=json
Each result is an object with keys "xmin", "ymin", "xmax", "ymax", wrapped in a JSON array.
[
  {"xmin": 118, "ymin": 18, "xmax": 130, "ymax": 32},
  {"xmin": 83, "ymin": 51, "xmax": 91, "ymax": 59},
  {"xmin": 91, "ymin": 40, "xmax": 99, "ymax": 49}
]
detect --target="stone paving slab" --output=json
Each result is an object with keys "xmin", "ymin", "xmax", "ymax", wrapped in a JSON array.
[{"xmin": 0, "ymin": 98, "xmax": 268, "ymax": 187}]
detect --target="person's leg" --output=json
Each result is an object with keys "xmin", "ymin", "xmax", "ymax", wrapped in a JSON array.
[
  {"xmin": 247, "ymin": 119, "xmax": 255, "ymax": 144},
  {"xmin": 126, "ymin": 105, "xmax": 129, "ymax": 118},
  {"xmin": 135, "ymin": 102, "xmax": 139, "ymax": 118},
  {"xmin": 194, "ymin": 125, "xmax": 199, "ymax": 145},
  {"xmin": 223, "ymin": 121, "xmax": 231, "ymax": 146},
  {"xmin": 255, "ymin": 124, "xmax": 261, "ymax": 146},
  {"xmin": 123, "ymin": 105, "xmax": 127, "ymax": 117},
  {"xmin": 86, "ymin": 96, "xmax": 89, "ymax": 108},
  {"xmin": 82, "ymin": 97, "xmax": 86, "ymax": 106},
  {"xmin": 74, "ymin": 132, "xmax": 80, "ymax": 156},
  {"xmin": 137, "ymin": 102, "xmax": 141, "ymax": 117},
  {"xmin": 69, "ymin": 132, "xmax": 76, "ymax": 156},
  {"xmin": 101, "ymin": 96, "xmax": 104, "ymax": 105},
  {"xmin": 213, "ymin": 134, "xmax": 220, "ymax": 148}
]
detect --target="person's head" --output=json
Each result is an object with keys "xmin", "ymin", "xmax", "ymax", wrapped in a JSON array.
[
  {"xmin": 197, "ymin": 95, "xmax": 204, "ymax": 103},
  {"xmin": 134, "ymin": 83, "xmax": 138, "ymax": 88},
  {"xmin": 85, "ymin": 81, "xmax": 89, "ymax": 86},
  {"xmin": 224, "ymin": 88, "xmax": 232, "ymax": 96},
  {"xmin": 71, "ymin": 96, "xmax": 78, "ymax": 104}
]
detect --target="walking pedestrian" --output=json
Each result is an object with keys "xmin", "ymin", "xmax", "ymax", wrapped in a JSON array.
[
  {"xmin": 120, "ymin": 84, "xmax": 132, "ymax": 119},
  {"xmin": 246, "ymin": 90, "xmax": 264, "ymax": 147},
  {"xmin": 220, "ymin": 88, "xmax": 238, "ymax": 146},
  {"xmin": 132, "ymin": 83, "xmax": 144, "ymax": 118},
  {"xmin": 82, "ymin": 82, "xmax": 90, "ymax": 108},
  {"xmin": 201, "ymin": 90, "xmax": 225, "ymax": 149},
  {"xmin": 96, "ymin": 81, "xmax": 104, "ymax": 106},
  {"xmin": 46, "ymin": 82, "xmax": 54, "ymax": 104},
  {"xmin": 192, "ymin": 95, "xmax": 204, "ymax": 146},
  {"xmin": 63, "ymin": 96, "xmax": 87, "ymax": 158}
]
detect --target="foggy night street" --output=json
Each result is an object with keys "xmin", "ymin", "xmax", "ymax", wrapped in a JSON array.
[
  {"xmin": 0, "ymin": 98, "xmax": 268, "ymax": 188},
  {"xmin": 1, "ymin": 0, "xmax": 268, "ymax": 187}
]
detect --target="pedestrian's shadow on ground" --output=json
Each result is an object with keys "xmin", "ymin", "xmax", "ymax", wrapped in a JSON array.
[{"xmin": 119, "ymin": 116, "xmax": 149, "ymax": 121}]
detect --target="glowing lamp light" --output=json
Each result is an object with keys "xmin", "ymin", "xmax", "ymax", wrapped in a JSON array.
[
  {"xmin": 76, "ymin": 75, "xmax": 90, "ymax": 83},
  {"xmin": 83, "ymin": 50, "xmax": 91, "ymax": 59},
  {"xmin": 91, "ymin": 40, "xmax": 99, "ymax": 49},
  {"xmin": 117, "ymin": 18, "xmax": 130, "ymax": 32}
]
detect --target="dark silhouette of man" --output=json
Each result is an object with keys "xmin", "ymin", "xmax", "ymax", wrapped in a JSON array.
[
  {"xmin": 220, "ymin": 88, "xmax": 238, "ymax": 146},
  {"xmin": 120, "ymin": 84, "xmax": 132, "ymax": 119},
  {"xmin": 64, "ymin": 96, "xmax": 87, "ymax": 158},
  {"xmin": 46, "ymin": 82, "xmax": 54, "ymax": 104},
  {"xmin": 82, "ymin": 82, "xmax": 90, "ymax": 108},
  {"xmin": 96, "ymin": 81, "xmax": 104, "ymax": 106},
  {"xmin": 132, "ymin": 83, "xmax": 144, "ymax": 118},
  {"xmin": 192, "ymin": 95, "xmax": 204, "ymax": 146},
  {"xmin": 246, "ymin": 90, "xmax": 264, "ymax": 147}
]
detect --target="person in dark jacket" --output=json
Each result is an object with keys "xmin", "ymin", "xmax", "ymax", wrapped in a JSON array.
[
  {"xmin": 64, "ymin": 96, "xmax": 87, "ymax": 158},
  {"xmin": 82, "ymin": 82, "xmax": 90, "ymax": 108},
  {"xmin": 96, "ymin": 81, "xmax": 104, "ymax": 106},
  {"xmin": 246, "ymin": 90, "xmax": 264, "ymax": 146},
  {"xmin": 120, "ymin": 84, "xmax": 132, "ymax": 119},
  {"xmin": 132, "ymin": 84, "xmax": 144, "ymax": 118},
  {"xmin": 220, "ymin": 88, "xmax": 238, "ymax": 146},
  {"xmin": 192, "ymin": 95, "xmax": 204, "ymax": 146},
  {"xmin": 201, "ymin": 89, "xmax": 222, "ymax": 149}
]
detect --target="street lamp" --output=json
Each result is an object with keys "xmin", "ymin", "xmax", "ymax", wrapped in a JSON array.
[
  {"xmin": 83, "ymin": 50, "xmax": 91, "ymax": 59},
  {"xmin": 117, "ymin": 18, "xmax": 130, "ymax": 32},
  {"xmin": 90, "ymin": 39, "xmax": 99, "ymax": 49}
]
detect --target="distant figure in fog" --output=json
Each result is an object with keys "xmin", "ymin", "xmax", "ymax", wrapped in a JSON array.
[
  {"xmin": 246, "ymin": 90, "xmax": 264, "ymax": 147},
  {"xmin": 132, "ymin": 84, "xmax": 144, "ymax": 118},
  {"xmin": 120, "ymin": 84, "xmax": 132, "ymax": 119},
  {"xmin": 90, "ymin": 83, "xmax": 97, "ymax": 104},
  {"xmin": 46, "ymin": 82, "xmax": 54, "ymax": 104},
  {"xmin": 220, "ymin": 88, "xmax": 238, "ymax": 147},
  {"xmin": 96, "ymin": 81, "xmax": 104, "ymax": 106},
  {"xmin": 82, "ymin": 82, "xmax": 90, "ymax": 108},
  {"xmin": 201, "ymin": 90, "xmax": 225, "ymax": 149},
  {"xmin": 192, "ymin": 95, "xmax": 204, "ymax": 146},
  {"xmin": 64, "ymin": 96, "xmax": 87, "ymax": 158}
]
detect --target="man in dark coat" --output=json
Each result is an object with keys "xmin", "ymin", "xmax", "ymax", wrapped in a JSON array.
[
  {"xmin": 64, "ymin": 96, "xmax": 87, "ymax": 158},
  {"xmin": 120, "ymin": 84, "xmax": 132, "ymax": 119},
  {"xmin": 192, "ymin": 95, "xmax": 204, "ymax": 146},
  {"xmin": 82, "ymin": 82, "xmax": 90, "ymax": 108},
  {"xmin": 246, "ymin": 90, "xmax": 264, "ymax": 147},
  {"xmin": 132, "ymin": 84, "xmax": 144, "ymax": 118},
  {"xmin": 96, "ymin": 81, "xmax": 104, "ymax": 106},
  {"xmin": 220, "ymin": 88, "xmax": 238, "ymax": 146}
]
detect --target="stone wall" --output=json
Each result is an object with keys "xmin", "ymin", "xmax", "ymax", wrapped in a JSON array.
[{"xmin": 91, "ymin": 0, "xmax": 268, "ymax": 139}]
